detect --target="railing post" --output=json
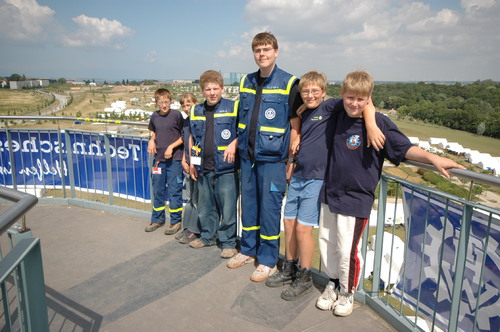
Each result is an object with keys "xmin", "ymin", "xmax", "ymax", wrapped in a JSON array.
[
  {"xmin": 64, "ymin": 130, "xmax": 76, "ymax": 198},
  {"xmin": 57, "ymin": 129, "xmax": 67, "ymax": 198},
  {"xmin": 104, "ymin": 133, "xmax": 114, "ymax": 205},
  {"xmin": 371, "ymin": 176, "xmax": 388, "ymax": 295},
  {"xmin": 19, "ymin": 238, "xmax": 49, "ymax": 332},
  {"xmin": 6, "ymin": 130, "xmax": 18, "ymax": 190},
  {"xmin": 448, "ymin": 204, "xmax": 473, "ymax": 332}
]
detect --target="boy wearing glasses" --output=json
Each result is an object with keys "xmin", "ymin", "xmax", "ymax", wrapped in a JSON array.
[
  {"xmin": 145, "ymin": 88, "xmax": 185, "ymax": 235},
  {"xmin": 227, "ymin": 32, "xmax": 302, "ymax": 282},
  {"xmin": 265, "ymin": 70, "xmax": 384, "ymax": 301}
]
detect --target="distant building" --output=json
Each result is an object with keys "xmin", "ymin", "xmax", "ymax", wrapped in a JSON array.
[
  {"xmin": 222, "ymin": 72, "xmax": 245, "ymax": 85},
  {"xmin": 10, "ymin": 80, "xmax": 49, "ymax": 89}
]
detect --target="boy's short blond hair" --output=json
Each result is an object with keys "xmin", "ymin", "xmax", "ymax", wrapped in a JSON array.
[
  {"xmin": 154, "ymin": 88, "xmax": 172, "ymax": 102},
  {"xmin": 199, "ymin": 70, "xmax": 224, "ymax": 90},
  {"xmin": 252, "ymin": 32, "xmax": 278, "ymax": 51},
  {"xmin": 298, "ymin": 70, "xmax": 327, "ymax": 91},
  {"xmin": 341, "ymin": 71, "xmax": 374, "ymax": 97},
  {"xmin": 180, "ymin": 92, "xmax": 197, "ymax": 106}
]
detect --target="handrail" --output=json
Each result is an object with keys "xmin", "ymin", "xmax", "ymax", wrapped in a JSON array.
[
  {"xmin": 403, "ymin": 159, "xmax": 500, "ymax": 187},
  {"xmin": 0, "ymin": 186, "xmax": 38, "ymax": 234},
  {"xmin": 0, "ymin": 115, "xmax": 149, "ymax": 127}
]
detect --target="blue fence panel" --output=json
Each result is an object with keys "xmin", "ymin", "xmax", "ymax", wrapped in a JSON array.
[
  {"xmin": 0, "ymin": 130, "xmax": 68, "ymax": 187},
  {"xmin": 0, "ymin": 129, "xmax": 151, "ymax": 201},
  {"xmin": 392, "ymin": 185, "xmax": 500, "ymax": 332}
]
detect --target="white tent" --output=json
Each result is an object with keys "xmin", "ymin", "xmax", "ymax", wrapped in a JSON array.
[
  {"xmin": 445, "ymin": 142, "xmax": 465, "ymax": 155},
  {"xmin": 418, "ymin": 141, "xmax": 431, "ymax": 150},
  {"xmin": 428, "ymin": 137, "xmax": 447, "ymax": 145},
  {"xmin": 366, "ymin": 232, "xmax": 405, "ymax": 290},
  {"xmin": 408, "ymin": 137, "xmax": 420, "ymax": 145},
  {"xmin": 369, "ymin": 203, "xmax": 404, "ymax": 226},
  {"xmin": 478, "ymin": 156, "xmax": 500, "ymax": 171},
  {"xmin": 464, "ymin": 150, "xmax": 480, "ymax": 162}
]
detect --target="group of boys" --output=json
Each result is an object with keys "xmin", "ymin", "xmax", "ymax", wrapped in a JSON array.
[{"xmin": 144, "ymin": 32, "xmax": 464, "ymax": 317}]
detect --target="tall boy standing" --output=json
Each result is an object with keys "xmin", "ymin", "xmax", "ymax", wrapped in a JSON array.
[
  {"xmin": 227, "ymin": 32, "xmax": 302, "ymax": 282},
  {"xmin": 188, "ymin": 70, "xmax": 239, "ymax": 259},
  {"xmin": 317, "ymin": 71, "xmax": 464, "ymax": 317},
  {"xmin": 145, "ymin": 88, "xmax": 184, "ymax": 235}
]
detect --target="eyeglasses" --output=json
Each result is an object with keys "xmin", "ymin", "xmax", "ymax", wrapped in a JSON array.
[
  {"xmin": 157, "ymin": 101, "xmax": 170, "ymax": 105},
  {"xmin": 300, "ymin": 89, "xmax": 323, "ymax": 96}
]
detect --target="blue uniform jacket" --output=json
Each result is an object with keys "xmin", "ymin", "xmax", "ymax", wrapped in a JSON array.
[
  {"xmin": 189, "ymin": 98, "xmax": 239, "ymax": 175},
  {"xmin": 238, "ymin": 65, "xmax": 298, "ymax": 162}
]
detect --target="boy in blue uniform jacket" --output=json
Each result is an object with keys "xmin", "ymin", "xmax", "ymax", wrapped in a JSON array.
[
  {"xmin": 227, "ymin": 32, "xmax": 302, "ymax": 282},
  {"xmin": 188, "ymin": 70, "xmax": 239, "ymax": 259}
]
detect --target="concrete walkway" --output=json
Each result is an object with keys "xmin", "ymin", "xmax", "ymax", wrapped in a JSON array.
[{"xmin": 21, "ymin": 204, "xmax": 396, "ymax": 332}]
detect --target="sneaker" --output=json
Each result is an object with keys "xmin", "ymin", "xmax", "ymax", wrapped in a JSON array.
[
  {"xmin": 250, "ymin": 264, "xmax": 277, "ymax": 282},
  {"xmin": 280, "ymin": 267, "xmax": 313, "ymax": 301},
  {"xmin": 316, "ymin": 282, "xmax": 338, "ymax": 311},
  {"xmin": 227, "ymin": 253, "xmax": 255, "ymax": 269},
  {"xmin": 164, "ymin": 222, "xmax": 181, "ymax": 235},
  {"xmin": 175, "ymin": 228, "xmax": 189, "ymax": 240},
  {"xmin": 145, "ymin": 222, "xmax": 164, "ymax": 232},
  {"xmin": 220, "ymin": 248, "xmax": 238, "ymax": 259},
  {"xmin": 265, "ymin": 260, "xmax": 297, "ymax": 287},
  {"xmin": 333, "ymin": 292, "xmax": 354, "ymax": 317},
  {"xmin": 179, "ymin": 232, "xmax": 197, "ymax": 244},
  {"xmin": 189, "ymin": 238, "xmax": 206, "ymax": 249}
]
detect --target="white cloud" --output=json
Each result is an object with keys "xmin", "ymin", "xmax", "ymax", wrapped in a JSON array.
[
  {"xmin": 63, "ymin": 15, "xmax": 134, "ymax": 49},
  {"xmin": 462, "ymin": 0, "xmax": 497, "ymax": 15},
  {"xmin": 0, "ymin": 0, "xmax": 56, "ymax": 41},
  {"xmin": 144, "ymin": 50, "xmax": 157, "ymax": 63},
  {"xmin": 223, "ymin": 0, "xmax": 500, "ymax": 80}
]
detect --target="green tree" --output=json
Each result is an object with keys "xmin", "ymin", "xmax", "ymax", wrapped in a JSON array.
[
  {"xmin": 8, "ymin": 73, "xmax": 24, "ymax": 81},
  {"xmin": 477, "ymin": 122, "xmax": 486, "ymax": 136}
]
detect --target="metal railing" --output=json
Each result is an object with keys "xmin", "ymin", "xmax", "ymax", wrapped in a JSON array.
[
  {"xmin": 357, "ymin": 166, "xmax": 500, "ymax": 332},
  {"xmin": 0, "ymin": 186, "xmax": 48, "ymax": 332},
  {"xmin": 0, "ymin": 124, "xmax": 153, "ymax": 219}
]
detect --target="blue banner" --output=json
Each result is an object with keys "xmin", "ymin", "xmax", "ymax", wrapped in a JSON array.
[
  {"xmin": 0, "ymin": 130, "xmax": 151, "ymax": 200},
  {"xmin": 395, "ymin": 185, "xmax": 499, "ymax": 332}
]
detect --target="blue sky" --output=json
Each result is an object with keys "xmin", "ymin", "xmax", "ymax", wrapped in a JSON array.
[{"xmin": 1, "ymin": 0, "xmax": 499, "ymax": 82}]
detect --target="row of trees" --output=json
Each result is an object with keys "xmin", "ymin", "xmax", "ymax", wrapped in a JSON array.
[{"xmin": 327, "ymin": 80, "xmax": 499, "ymax": 138}]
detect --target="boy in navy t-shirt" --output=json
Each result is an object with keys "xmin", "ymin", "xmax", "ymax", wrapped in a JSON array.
[
  {"xmin": 145, "ymin": 88, "xmax": 184, "ymax": 235},
  {"xmin": 265, "ymin": 70, "xmax": 384, "ymax": 301},
  {"xmin": 317, "ymin": 71, "xmax": 464, "ymax": 317}
]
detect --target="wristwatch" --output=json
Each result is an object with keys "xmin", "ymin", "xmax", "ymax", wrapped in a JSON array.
[{"xmin": 287, "ymin": 157, "xmax": 295, "ymax": 163}]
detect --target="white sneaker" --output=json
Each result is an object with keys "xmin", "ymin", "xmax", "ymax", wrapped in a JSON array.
[
  {"xmin": 316, "ymin": 282, "xmax": 338, "ymax": 310},
  {"xmin": 250, "ymin": 264, "xmax": 277, "ymax": 282},
  {"xmin": 333, "ymin": 292, "xmax": 354, "ymax": 316}
]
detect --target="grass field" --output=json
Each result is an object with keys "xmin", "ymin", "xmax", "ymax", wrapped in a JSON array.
[
  {"xmin": 0, "ymin": 90, "xmax": 53, "ymax": 116},
  {"xmin": 389, "ymin": 114, "xmax": 500, "ymax": 156}
]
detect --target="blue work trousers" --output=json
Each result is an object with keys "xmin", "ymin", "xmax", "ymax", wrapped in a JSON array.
[
  {"xmin": 239, "ymin": 158, "xmax": 286, "ymax": 267},
  {"xmin": 151, "ymin": 160, "xmax": 183, "ymax": 225},
  {"xmin": 196, "ymin": 171, "xmax": 239, "ymax": 248}
]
